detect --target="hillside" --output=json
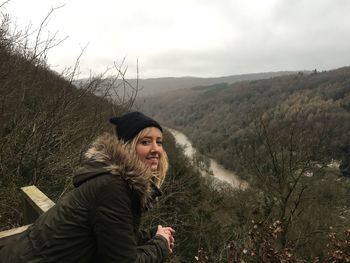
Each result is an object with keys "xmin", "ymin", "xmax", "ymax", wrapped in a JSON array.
[
  {"xmin": 0, "ymin": 14, "xmax": 129, "ymax": 231},
  {"xmin": 141, "ymin": 67, "xmax": 350, "ymax": 176}
]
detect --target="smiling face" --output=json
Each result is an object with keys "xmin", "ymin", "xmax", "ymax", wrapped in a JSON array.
[{"xmin": 135, "ymin": 127, "xmax": 164, "ymax": 171}]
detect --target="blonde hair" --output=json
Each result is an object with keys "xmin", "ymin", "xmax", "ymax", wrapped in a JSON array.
[{"xmin": 128, "ymin": 127, "xmax": 169, "ymax": 188}]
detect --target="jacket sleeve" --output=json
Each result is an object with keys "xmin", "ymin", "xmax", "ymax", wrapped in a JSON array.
[
  {"xmin": 137, "ymin": 227, "xmax": 157, "ymax": 245},
  {"xmin": 93, "ymin": 179, "xmax": 169, "ymax": 263}
]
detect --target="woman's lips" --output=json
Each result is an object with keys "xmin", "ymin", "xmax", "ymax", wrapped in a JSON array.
[
  {"xmin": 147, "ymin": 158, "xmax": 158, "ymax": 163},
  {"xmin": 146, "ymin": 156, "xmax": 159, "ymax": 168}
]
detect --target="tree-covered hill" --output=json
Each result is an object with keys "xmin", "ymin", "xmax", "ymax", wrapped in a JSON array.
[{"xmin": 141, "ymin": 67, "xmax": 350, "ymax": 177}]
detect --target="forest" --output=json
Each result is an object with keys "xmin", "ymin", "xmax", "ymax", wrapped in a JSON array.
[
  {"xmin": 141, "ymin": 68, "xmax": 350, "ymax": 261},
  {"xmin": 1, "ymin": 5, "xmax": 350, "ymax": 262}
]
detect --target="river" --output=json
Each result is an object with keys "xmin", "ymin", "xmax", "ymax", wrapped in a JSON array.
[{"xmin": 167, "ymin": 128, "xmax": 248, "ymax": 190}]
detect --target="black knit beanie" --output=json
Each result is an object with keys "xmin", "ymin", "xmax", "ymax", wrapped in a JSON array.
[{"xmin": 109, "ymin": 112, "xmax": 163, "ymax": 143}]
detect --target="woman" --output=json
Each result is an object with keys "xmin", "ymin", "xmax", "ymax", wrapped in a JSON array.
[{"xmin": 0, "ymin": 111, "xmax": 175, "ymax": 262}]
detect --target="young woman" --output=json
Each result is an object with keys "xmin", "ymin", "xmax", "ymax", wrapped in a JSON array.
[{"xmin": 0, "ymin": 111, "xmax": 175, "ymax": 262}]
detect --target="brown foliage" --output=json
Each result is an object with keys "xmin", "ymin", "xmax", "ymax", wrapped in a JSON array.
[
  {"xmin": 0, "ymin": 8, "xmax": 136, "ymax": 230},
  {"xmin": 224, "ymin": 219, "xmax": 307, "ymax": 263},
  {"xmin": 327, "ymin": 229, "xmax": 350, "ymax": 263},
  {"xmin": 194, "ymin": 218, "xmax": 350, "ymax": 263}
]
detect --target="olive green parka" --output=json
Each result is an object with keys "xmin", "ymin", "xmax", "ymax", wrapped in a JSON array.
[{"xmin": 0, "ymin": 133, "xmax": 169, "ymax": 262}]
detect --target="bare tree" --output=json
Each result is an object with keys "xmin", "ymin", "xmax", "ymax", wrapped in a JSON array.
[
  {"xmin": 0, "ymin": 4, "xmax": 139, "ymax": 230},
  {"xmin": 237, "ymin": 94, "xmax": 339, "ymax": 248}
]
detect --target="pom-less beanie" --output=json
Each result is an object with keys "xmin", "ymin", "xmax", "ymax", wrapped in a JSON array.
[{"xmin": 110, "ymin": 112, "xmax": 163, "ymax": 142}]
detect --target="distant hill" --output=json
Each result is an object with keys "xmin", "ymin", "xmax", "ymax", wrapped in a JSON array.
[
  {"xmin": 135, "ymin": 71, "xmax": 306, "ymax": 97},
  {"xmin": 77, "ymin": 71, "xmax": 304, "ymax": 98}
]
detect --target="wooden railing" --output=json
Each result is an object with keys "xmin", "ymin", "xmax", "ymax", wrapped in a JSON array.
[{"xmin": 0, "ymin": 186, "xmax": 55, "ymax": 248}]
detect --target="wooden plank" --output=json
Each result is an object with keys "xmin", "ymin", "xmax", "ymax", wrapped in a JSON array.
[
  {"xmin": 21, "ymin": 185, "xmax": 55, "ymax": 214},
  {"xmin": 0, "ymin": 224, "xmax": 30, "ymax": 239},
  {"xmin": 0, "ymin": 225, "xmax": 30, "ymax": 248},
  {"xmin": 0, "ymin": 185, "xmax": 56, "ymax": 247}
]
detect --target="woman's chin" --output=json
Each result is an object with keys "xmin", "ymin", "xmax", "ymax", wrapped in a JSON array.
[
  {"xmin": 150, "ymin": 164, "xmax": 159, "ymax": 171},
  {"xmin": 143, "ymin": 159, "xmax": 159, "ymax": 171}
]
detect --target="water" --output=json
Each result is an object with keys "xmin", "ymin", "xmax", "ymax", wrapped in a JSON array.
[{"xmin": 167, "ymin": 128, "xmax": 247, "ymax": 189}]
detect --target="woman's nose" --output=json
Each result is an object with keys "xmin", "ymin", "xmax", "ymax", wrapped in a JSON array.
[{"xmin": 151, "ymin": 142, "xmax": 161, "ymax": 153}]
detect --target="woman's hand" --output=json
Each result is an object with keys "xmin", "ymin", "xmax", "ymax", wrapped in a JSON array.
[{"xmin": 155, "ymin": 225, "xmax": 175, "ymax": 253}]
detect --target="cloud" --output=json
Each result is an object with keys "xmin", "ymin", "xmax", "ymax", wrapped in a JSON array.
[{"xmin": 5, "ymin": 0, "xmax": 350, "ymax": 78}]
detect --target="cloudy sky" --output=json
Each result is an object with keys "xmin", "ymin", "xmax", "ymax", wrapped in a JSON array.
[{"xmin": 3, "ymin": 0, "xmax": 350, "ymax": 78}]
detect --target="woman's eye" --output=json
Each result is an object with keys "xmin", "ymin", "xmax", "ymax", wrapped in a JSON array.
[
  {"xmin": 140, "ymin": 140, "xmax": 150, "ymax": 145},
  {"xmin": 157, "ymin": 141, "xmax": 163, "ymax": 146}
]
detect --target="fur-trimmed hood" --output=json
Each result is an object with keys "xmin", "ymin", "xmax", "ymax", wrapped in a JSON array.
[{"xmin": 73, "ymin": 133, "xmax": 161, "ymax": 210}]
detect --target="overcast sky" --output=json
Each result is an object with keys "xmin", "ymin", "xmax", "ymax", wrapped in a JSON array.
[{"xmin": 3, "ymin": 0, "xmax": 350, "ymax": 78}]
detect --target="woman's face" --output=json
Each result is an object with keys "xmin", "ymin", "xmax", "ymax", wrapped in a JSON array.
[{"xmin": 136, "ymin": 127, "xmax": 164, "ymax": 171}]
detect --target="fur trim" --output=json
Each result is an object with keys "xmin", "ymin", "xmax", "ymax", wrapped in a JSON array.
[{"xmin": 84, "ymin": 133, "xmax": 154, "ymax": 209}]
